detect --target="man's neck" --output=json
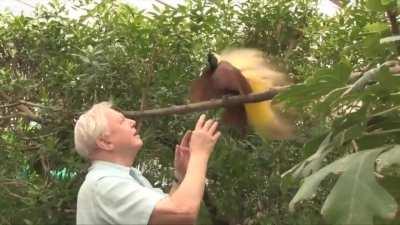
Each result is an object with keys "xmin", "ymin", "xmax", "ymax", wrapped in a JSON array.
[{"xmin": 90, "ymin": 152, "xmax": 135, "ymax": 167}]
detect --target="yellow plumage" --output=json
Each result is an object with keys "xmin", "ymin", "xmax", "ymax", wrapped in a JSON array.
[{"xmin": 217, "ymin": 49, "xmax": 294, "ymax": 139}]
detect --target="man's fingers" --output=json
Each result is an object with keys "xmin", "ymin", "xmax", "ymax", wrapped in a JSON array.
[
  {"xmin": 213, "ymin": 131, "xmax": 221, "ymax": 140},
  {"xmin": 209, "ymin": 121, "xmax": 219, "ymax": 135},
  {"xmin": 203, "ymin": 119, "xmax": 214, "ymax": 130},
  {"xmin": 195, "ymin": 114, "xmax": 206, "ymax": 130},
  {"xmin": 181, "ymin": 130, "xmax": 192, "ymax": 146},
  {"xmin": 181, "ymin": 147, "xmax": 190, "ymax": 156},
  {"xmin": 176, "ymin": 145, "xmax": 190, "ymax": 154},
  {"xmin": 179, "ymin": 146, "xmax": 190, "ymax": 151}
]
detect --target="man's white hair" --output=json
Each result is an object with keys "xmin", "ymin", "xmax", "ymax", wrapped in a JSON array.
[{"xmin": 74, "ymin": 101, "xmax": 112, "ymax": 158}]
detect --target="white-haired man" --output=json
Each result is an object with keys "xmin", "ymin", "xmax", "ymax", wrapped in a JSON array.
[{"xmin": 74, "ymin": 102, "xmax": 220, "ymax": 225}]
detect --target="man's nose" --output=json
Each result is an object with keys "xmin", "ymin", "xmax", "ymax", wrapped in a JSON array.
[{"xmin": 130, "ymin": 119, "xmax": 136, "ymax": 127}]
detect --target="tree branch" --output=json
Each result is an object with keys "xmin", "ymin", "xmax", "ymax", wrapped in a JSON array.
[
  {"xmin": 123, "ymin": 86, "xmax": 289, "ymax": 119},
  {"xmin": 341, "ymin": 60, "xmax": 400, "ymax": 97},
  {"xmin": 123, "ymin": 60, "xmax": 400, "ymax": 120}
]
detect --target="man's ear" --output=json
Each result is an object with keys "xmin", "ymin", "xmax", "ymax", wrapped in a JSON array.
[{"xmin": 95, "ymin": 133, "xmax": 114, "ymax": 151}]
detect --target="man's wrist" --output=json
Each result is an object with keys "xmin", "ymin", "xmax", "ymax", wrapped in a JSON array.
[{"xmin": 190, "ymin": 151, "xmax": 210, "ymax": 161}]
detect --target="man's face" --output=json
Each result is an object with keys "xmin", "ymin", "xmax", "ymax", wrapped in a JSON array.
[{"xmin": 105, "ymin": 108, "xmax": 143, "ymax": 154}]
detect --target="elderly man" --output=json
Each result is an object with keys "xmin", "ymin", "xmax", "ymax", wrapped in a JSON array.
[{"xmin": 74, "ymin": 102, "xmax": 220, "ymax": 225}]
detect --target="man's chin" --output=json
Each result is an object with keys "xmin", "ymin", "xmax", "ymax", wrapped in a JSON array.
[{"xmin": 133, "ymin": 141, "xmax": 143, "ymax": 151}]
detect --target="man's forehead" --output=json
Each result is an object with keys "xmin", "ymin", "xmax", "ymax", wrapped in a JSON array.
[{"xmin": 105, "ymin": 108, "xmax": 124, "ymax": 118}]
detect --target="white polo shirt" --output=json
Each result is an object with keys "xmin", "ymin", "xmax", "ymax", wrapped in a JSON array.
[{"xmin": 76, "ymin": 160, "xmax": 167, "ymax": 225}]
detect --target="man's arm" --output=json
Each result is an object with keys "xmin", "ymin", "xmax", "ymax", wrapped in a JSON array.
[
  {"xmin": 148, "ymin": 115, "xmax": 220, "ymax": 225},
  {"xmin": 149, "ymin": 154, "xmax": 209, "ymax": 224}
]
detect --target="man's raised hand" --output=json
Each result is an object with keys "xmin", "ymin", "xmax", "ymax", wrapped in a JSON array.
[{"xmin": 189, "ymin": 114, "xmax": 221, "ymax": 158}]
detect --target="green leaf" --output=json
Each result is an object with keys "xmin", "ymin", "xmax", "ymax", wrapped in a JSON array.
[
  {"xmin": 338, "ymin": 122, "xmax": 366, "ymax": 144},
  {"xmin": 363, "ymin": 34, "xmax": 385, "ymax": 57},
  {"xmin": 364, "ymin": 22, "xmax": 388, "ymax": 33},
  {"xmin": 332, "ymin": 61, "xmax": 352, "ymax": 85},
  {"xmin": 289, "ymin": 147, "xmax": 397, "ymax": 217},
  {"xmin": 332, "ymin": 106, "xmax": 367, "ymax": 135},
  {"xmin": 321, "ymin": 147, "xmax": 397, "ymax": 225},
  {"xmin": 303, "ymin": 133, "xmax": 328, "ymax": 156},
  {"xmin": 376, "ymin": 67, "xmax": 400, "ymax": 90},
  {"xmin": 289, "ymin": 146, "xmax": 397, "ymax": 225},
  {"xmin": 289, "ymin": 149, "xmax": 358, "ymax": 212}
]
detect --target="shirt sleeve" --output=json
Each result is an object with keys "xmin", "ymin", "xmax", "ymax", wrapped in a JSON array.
[{"xmin": 93, "ymin": 176, "xmax": 167, "ymax": 225}]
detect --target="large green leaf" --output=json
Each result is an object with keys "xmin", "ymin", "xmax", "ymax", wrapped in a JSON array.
[
  {"xmin": 321, "ymin": 147, "xmax": 397, "ymax": 225},
  {"xmin": 289, "ymin": 150, "xmax": 357, "ymax": 212},
  {"xmin": 290, "ymin": 146, "xmax": 398, "ymax": 225},
  {"xmin": 277, "ymin": 63, "xmax": 351, "ymax": 108},
  {"xmin": 363, "ymin": 34, "xmax": 385, "ymax": 57}
]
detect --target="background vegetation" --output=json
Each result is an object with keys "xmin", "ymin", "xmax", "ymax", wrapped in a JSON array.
[{"xmin": 1, "ymin": 0, "xmax": 400, "ymax": 224}]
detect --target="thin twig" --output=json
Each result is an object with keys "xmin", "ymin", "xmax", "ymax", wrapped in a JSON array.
[
  {"xmin": 0, "ymin": 102, "xmax": 21, "ymax": 108},
  {"xmin": 370, "ymin": 105, "xmax": 400, "ymax": 118},
  {"xmin": 154, "ymin": 0, "xmax": 175, "ymax": 9},
  {"xmin": 19, "ymin": 100, "xmax": 62, "ymax": 111},
  {"xmin": 364, "ymin": 128, "xmax": 400, "ymax": 136},
  {"xmin": 20, "ymin": 132, "xmax": 58, "ymax": 140}
]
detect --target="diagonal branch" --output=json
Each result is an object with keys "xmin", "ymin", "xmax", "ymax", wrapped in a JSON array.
[{"xmin": 123, "ymin": 86, "xmax": 289, "ymax": 119}]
